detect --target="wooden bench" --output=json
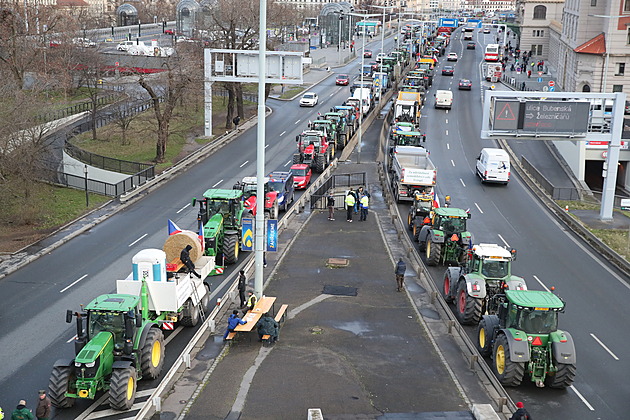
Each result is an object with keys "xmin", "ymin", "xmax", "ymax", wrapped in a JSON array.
[
  {"xmin": 225, "ymin": 331, "xmax": 237, "ymax": 341},
  {"xmin": 261, "ymin": 304, "xmax": 289, "ymax": 343}
]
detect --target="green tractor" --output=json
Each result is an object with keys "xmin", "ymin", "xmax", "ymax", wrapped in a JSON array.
[
  {"xmin": 193, "ymin": 188, "xmax": 245, "ymax": 265},
  {"xmin": 444, "ymin": 243, "xmax": 527, "ymax": 325},
  {"xmin": 418, "ymin": 207, "xmax": 472, "ymax": 266},
  {"xmin": 477, "ymin": 290, "xmax": 577, "ymax": 388},
  {"xmin": 310, "ymin": 119, "xmax": 338, "ymax": 149},
  {"xmin": 407, "ymin": 189, "xmax": 435, "ymax": 242},
  {"xmin": 324, "ymin": 112, "xmax": 349, "ymax": 149}
]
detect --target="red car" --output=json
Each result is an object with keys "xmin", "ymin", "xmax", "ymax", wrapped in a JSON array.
[
  {"xmin": 363, "ymin": 49, "xmax": 373, "ymax": 58},
  {"xmin": 290, "ymin": 164, "xmax": 312, "ymax": 189},
  {"xmin": 165, "ymin": 29, "xmax": 175, "ymax": 35},
  {"xmin": 336, "ymin": 74, "xmax": 350, "ymax": 85}
]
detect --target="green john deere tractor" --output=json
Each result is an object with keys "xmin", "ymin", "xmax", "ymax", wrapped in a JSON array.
[
  {"xmin": 49, "ymin": 288, "xmax": 165, "ymax": 410},
  {"xmin": 477, "ymin": 290, "xmax": 577, "ymax": 388},
  {"xmin": 418, "ymin": 207, "xmax": 472, "ymax": 266},
  {"xmin": 310, "ymin": 119, "xmax": 338, "ymax": 149},
  {"xmin": 193, "ymin": 188, "xmax": 245, "ymax": 265},
  {"xmin": 324, "ymin": 112, "xmax": 349, "ymax": 149}
]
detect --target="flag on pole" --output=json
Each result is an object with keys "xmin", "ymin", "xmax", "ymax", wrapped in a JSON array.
[
  {"xmin": 167, "ymin": 219, "xmax": 182, "ymax": 236},
  {"xmin": 198, "ymin": 224, "xmax": 205, "ymax": 252}
]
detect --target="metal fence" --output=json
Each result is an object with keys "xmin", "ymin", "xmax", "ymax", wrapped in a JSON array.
[
  {"xmin": 213, "ymin": 87, "xmax": 259, "ymax": 103},
  {"xmin": 65, "ymin": 141, "xmax": 154, "ymax": 175},
  {"xmin": 36, "ymin": 94, "xmax": 119, "ymax": 123},
  {"xmin": 310, "ymin": 172, "xmax": 367, "ymax": 209},
  {"xmin": 521, "ymin": 155, "xmax": 580, "ymax": 200},
  {"xmin": 56, "ymin": 169, "xmax": 153, "ymax": 197}
]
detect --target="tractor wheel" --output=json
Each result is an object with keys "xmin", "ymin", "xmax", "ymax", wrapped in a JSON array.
[
  {"xmin": 48, "ymin": 365, "xmax": 76, "ymax": 408},
  {"xmin": 477, "ymin": 315, "xmax": 499, "ymax": 357},
  {"xmin": 492, "ymin": 334, "xmax": 525, "ymax": 387},
  {"xmin": 337, "ymin": 134, "xmax": 346, "ymax": 149},
  {"xmin": 180, "ymin": 299, "xmax": 200, "ymax": 327},
  {"xmin": 201, "ymin": 283, "xmax": 211, "ymax": 310},
  {"xmin": 292, "ymin": 154, "xmax": 301, "ymax": 164},
  {"xmin": 426, "ymin": 240, "xmax": 441, "ymax": 266},
  {"xmin": 455, "ymin": 280, "xmax": 482, "ymax": 325},
  {"xmin": 315, "ymin": 154, "xmax": 326, "ymax": 172},
  {"xmin": 407, "ymin": 213, "xmax": 413, "ymax": 229},
  {"xmin": 442, "ymin": 272, "xmax": 454, "ymax": 303},
  {"xmin": 140, "ymin": 328, "xmax": 164, "ymax": 379},
  {"xmin": 108, "ymin": 366, "xmax": 137, "ymax": 411},
  {"xmin": 271, "ymin": 203, "xmax": 278, "ymax": 219},
  {"xmin": 545, "ymin": 363, "xmax": 576, "ymax": 389},
  {"xmin": 223, "ymin": 233, "xmax": 239, "ymax": 265},
  {"xmin": 413, "ymin": 225, "xmax": 420, "ymax": 242}
]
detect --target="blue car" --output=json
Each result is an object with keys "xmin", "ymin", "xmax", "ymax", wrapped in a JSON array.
[{"xmin": 267, "ymin": 171, "xmax": 295, "ymax": 212}]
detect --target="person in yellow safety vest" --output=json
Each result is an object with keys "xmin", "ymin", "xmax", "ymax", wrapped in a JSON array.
[
  {"xmin": 359, "ymin": 193, "xmax": 369, "ymax": 221},
  {"xmin": 345, "ymin": 190, "xmax": 356, "ymax": 222},
  {"xmin": 242, "ymin": 290, "xmax": 257, "ymax": 316}
]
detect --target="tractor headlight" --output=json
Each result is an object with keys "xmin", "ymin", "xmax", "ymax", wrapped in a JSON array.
[
  {"xmin": 75, "ymin": 361, "xmax": 82, "ymax": 367},
  {"xmin": 85, "ymin": 361, "xmax": 96, "ymax": 368}
]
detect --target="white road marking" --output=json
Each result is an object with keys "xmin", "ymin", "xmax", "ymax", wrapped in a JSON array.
[
  {"xmin": 164, "ymin": 326, "xmax": 184, "ymax": 345},
  {"xmin": 590, "ymin": 333, "xmax": 620, "ymax": 360},
  {"xmin": 284, "ymin": 160, "xmax": 291, "ymax": 167},
  {"xmin": 265, "ymin": 144, "xmax": 269, "ymax": 149},
  {"xmin": 60, "ymin": 274, "xmax": 88, "ymax": 293},
  {"xmin": 446, "ymin": 129, "xmax": 449, "ymax": 135},
  {"xmin": 279, "ymin": 130, "xmax": 286, "ymax": 136},
  {"xmin": 447, "ymin": 143, "xmax": 450, "ymax": 149},
  {"xmin": 294, "ymin": 119, "xmax": 301, "ymax": 124},
  {"xmin": 445, "ymin": 119, "xmax": 448, "ymax": 124},
  {"xmin": 176, "ymin": 203, "xmax": 190, "ymax": 214},
  {"xmin": 474, "ymin": 202, "xmax": 483, "ymax": 213},
  {"xmin": 329, "ymin": 93, "xmax": 335, "ymax": 97},
  {"xmin": 212, "ymin": 179, "xmax": 223, "ymax": 188},
  {"xmin": 240, "ymin": 160, "xmax": 249, "ymax": 168},
  {"xmin": 460, "ymin": 178, "xmax": 466, "ymax": 187},
  {"xmin": 569, "ymin": 385, "xmax": 595, "ymax": 411},
  {"xmin": 497, "ymin": 234, "xmax": 510, "ymax": 248},
  {"xmin": 450, "ymin": 159, "xmax": 455, "ymax": 166},
  {"xmin": 128, "ymin": 233, "xmax": 148, "ymax": 247},
  {"xmin": 532, "ymin": 275, "xmax": 551, "ymax": 292},
  {"xmin": 446, "ymin": 109, "xmax": 449, "ymax": 114}
]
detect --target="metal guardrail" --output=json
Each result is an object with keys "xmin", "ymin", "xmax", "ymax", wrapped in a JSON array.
[
  {"xmin": 65, "ymin": 141, "xmax": 154, "ymax": 175},
  {"xmin": 310, "ymin": 172, "xmax": 367, "ymax": 210}
]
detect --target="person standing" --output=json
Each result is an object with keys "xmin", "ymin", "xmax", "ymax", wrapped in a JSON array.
[
  {"xmin": 243, "ymin": 290, "xmax": 258, "ymax": 315},
  {"xmin": 232, "ymin": 115, "xmax": 241, "ymax": 131},
  {"xmin": 35, "ymin": 391, "xmax": 50, "ymax": 420},
  {"xmin": 509, "ymin": 402, "xmax": 532, "ymax": 420},
  {"xmin": 395, "ymin": 258, "xmax": 406, "ymax": 292},
  {"xmin": 327, "ymin": 193, "xmax": 335, "ymax": 221},
  {"xmin": 353, "ymin": 187, "xmax": 362, "ymax": 214},
  {"xmin": 10, "ymin": 400, "xmax": 33, "ymax": 420},
  {"xmin": 223, "ymin": 310, "xmax": 247, "ymax": 340},
  {"xmin": 359, "ymin": 193, "xmax": 369, "ymax": 221},
  {"xmin": 237, "ymin": 270, "xmax": 247, "ymax": 308},
  {"xmin": 180, "ymin": 245, "xmax": 201, "ymax": 278},
  {"xmin": 345, "ymin": 190, "xmax": 356, "ymax": 222}
]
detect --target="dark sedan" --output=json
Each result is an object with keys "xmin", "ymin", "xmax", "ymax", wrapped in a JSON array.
[
  {"xmin": 442, "ymin": 66, "xmax": 454, "ymax": 76},
  {"xmin": 467, "ymin": 42, "xmax": 476, "ymax": 49},
  {"xmin": 458, "ymin": 79, "xmax": 472, "ymax": 90}
]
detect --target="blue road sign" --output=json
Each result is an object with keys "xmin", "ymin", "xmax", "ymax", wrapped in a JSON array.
[
  {"xmin": 538, "ymin": 77, "xmax": 543, "ymax": 82},
  {"xmin": 549, "ymin": 86, "xmax": 556, "ymax": 92}
]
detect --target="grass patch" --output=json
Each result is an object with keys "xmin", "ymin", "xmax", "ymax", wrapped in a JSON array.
[
  {"xmin": 556, "ymin": 200, "xmax": 599, "ymax": 211},
  {"xmin": 280, "ymin": 87, "xmax": 305, "ymax": 99},
  {"xmin": 589, "ymin": 228, "xmax": 630, "ymax": 260},
  {"xmin": 39, "ymin": 186, "xmax": 111, "ymax": 229}
]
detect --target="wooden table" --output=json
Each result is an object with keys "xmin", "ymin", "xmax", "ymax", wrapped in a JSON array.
[{"xmin": 234, "ymin": 296, "xmax": 276, "ymax": 332}]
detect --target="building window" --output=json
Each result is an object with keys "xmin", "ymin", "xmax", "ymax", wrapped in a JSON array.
[
  {"xmin": 532, "ymin": 30, "xmax": 545, "ymax": 37},
  {"xmin": 591, "ymin": 0, "xmax": 597, "ymax": 6},
  {"xmin": 616, "ymin": 63, "xmax": 625, "ymax": 76},
  {"xmin": 625, "ymin": 0, "xmax": 630, "ymax": 12},
  {"xmin": 533, "ymin": 5, "xmax": 547, "ymax": 19},
  {"xmin": 530, "ymin": 45, "xmax": 543, "ymax": 55},
  {"xmin": 613, "ymin": 85, "xmax": 623, "ymax": 92}
]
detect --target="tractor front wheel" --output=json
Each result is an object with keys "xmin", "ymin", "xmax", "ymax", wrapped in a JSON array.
[
  {"xmin": 48, "ymin": 365, "xmax": 76, "ymax": 408},
  {"xmin": 224, "ymin": 233, "xmax": 239, "ymax": 264},
  {"xmin": 315, "ymin": 154, "xmax": 326, "ymax": 172},
  {"xmin": 109, "ymin": 367, "xmax": 137, "ymax": 411},
  {"xmin": 180, "ymin": 299, "xmax": 200, "ymax": 327},
  {"xmin": 477, "ymin": 315, "xmax": 499, "ymax": 357},
  {"xmin": 337, "ymin": 134, "xmax": 346, "ymax": 149},
  {"xmin": 455, "ymin": 281, "xmax": 482, "ymax": 325},
  {"xmin": 492, "ymin": 334, "xmax": 524, "ymax": 387},
  {"xmin": 140, "ymin": 328, "xmax": 164, "ymax": 378},
  {"xmin": 545, "ymin": 363, "xmax": 576, "ymax": 389},
  {"xmin": 412, "ymin": 224, "xmax": 420, "ymax": 242},
  {"xmin": 292, "ymin": 154, "xmax": 301, "ymax": 164},
  {"xmin": 426, "ymin": 240, "xmax": 441, "ymax": 266},
  {"xmin": 443, "ymin": 273, "xmax": 453, "ymax": 303}
]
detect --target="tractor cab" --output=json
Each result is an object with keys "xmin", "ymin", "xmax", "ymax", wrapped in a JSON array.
[
  {"xmin": 467, "ymin": 244, "xmax": 516, "ymax": 280},
  {"xmin": 499, "ymin": 290, "xmax": 564, "ymax": 335},
  {"xmin": 193, "ymin": 189, "xmax": 245, "ymax": 257}
]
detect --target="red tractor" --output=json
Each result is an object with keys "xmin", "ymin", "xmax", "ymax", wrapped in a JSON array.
[
  {"xmin": 293, "ymin": 130, "xmax": 334, "ymax": 173},
  {"xmin": 233, "ymin": 176, "xmax": 280, "ymax": 219}
]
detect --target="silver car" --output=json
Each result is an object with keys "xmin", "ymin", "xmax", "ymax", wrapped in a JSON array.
[{"xmin": 299, "ymin": 92, "xmax": 318, "ymax": 107}]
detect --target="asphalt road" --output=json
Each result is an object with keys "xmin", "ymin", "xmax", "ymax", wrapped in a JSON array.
[
  {"xmin": 0, "ymin": 36, "xmax": 396, "ymax": 419},
  {"xmin": 394, "ymin": 27, "xmax": 629, "ymax": 420}
]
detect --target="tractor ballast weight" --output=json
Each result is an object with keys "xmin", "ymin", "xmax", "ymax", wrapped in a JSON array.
[
  {"xmin": 476, "ymin": 290, "xmax": 577, "ymax": 389},
  {"xmin": 418, "ymin": 207, "xmax": 472, "ymax": 266}
]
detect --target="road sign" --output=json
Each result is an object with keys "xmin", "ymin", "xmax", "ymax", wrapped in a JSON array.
[
  {"xmin": 549, "ymin": 86, "xmax": 555, "ymax": 92},
  {"xmin": 621, "ymin": 198, "xmax": 630, "ymax": 210},
  {"xmin": 520, "ymin": 101, "xmax": 590, "ymax": 133},
  {"xmin": 492, "ymin": 100, "xmax": 519, "ymax": 130},
  {"xmin": 538, "ymin": 77, "xmax": 543, "ymax": 82},
  {"xmin": 548, "ymin": 80, "xmax": 555, "ymax": 87},
  {"xmin": 538, "ymin": 71, "xmax": 543, "ymax": 76},
  {"xmin": 542, "ymin": 86, "xmax": 549, "ymax": 92}
]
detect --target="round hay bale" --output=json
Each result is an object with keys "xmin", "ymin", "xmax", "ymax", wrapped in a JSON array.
[{"xmin": 163, "ymin": 231, "xmax": 202, "ymax": 262}]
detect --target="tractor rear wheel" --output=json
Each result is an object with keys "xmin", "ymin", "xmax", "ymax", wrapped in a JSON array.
[
  {"xmin": 180, "ymin": 299, "xmax": 200, "ymax": 327},
  {"xmin": 455, "ymin": 281, "xmax": 482, "ymax": 325},
  {"xmin": 477, "ymin": 315, "xmax": 499, "ymax": 357},
  {"xmin": 140, "ymin": 328, "xmax": 164, "ymax": 379},
  {"xmin": 407, "ymin": 213, "xmax": 413, "ymax": 229},
  {"xmin": 109, "ymin": 366, "xmax": 137, "ymax": 411},
  {"xmin": 292, "ymin": 154, "xmax": 301, "ymax": 164},
  {"xmin": 426, "ymin": 240, "xmax": 441, "ymax": 266},
  {"xmin": 315, "ymin": 154, "xmax": 326, "ymax": 172},
  {"xmin": 443, "ymin": 272, "xmax": 454, "ymax": 303},
  {"xmin": 413, "ymin": 225, "xmax": 420, "ymax": 242},
  {"xmin": 49, "ymin": 365, "xmax": 76, "ymax": 408},
  {"xmin": 337, "ymin": 134, "xmax": 346, "ymax": 149},
  {"xmin": 492, "ymin": 334, "xmax": 524, "ymax": 387},
  {"xmin": 545, "ymin": 363, "xmax": 576, "ymax": 389},
  {"xmin": 224, "ymin": 233, "xmax": 239, "ymax": 265}
]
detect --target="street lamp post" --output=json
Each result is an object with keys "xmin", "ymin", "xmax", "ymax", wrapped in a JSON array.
[
  {"xmin": 373, "ymin": 5, "xmax": 396, "ymax": 102},
  {"xmin": 83, "ymin": 165, "xmax": 89, "ymax": 207},
  {"xmin": 338, "ymin": 15, "xmax": 343, "ymax": 65}
]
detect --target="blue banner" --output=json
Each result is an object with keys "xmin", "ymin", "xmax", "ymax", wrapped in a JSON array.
[
  {"xmin": 242, "ymin": 218, "xmax": 253, "ymax": 251},
  {"xmin": 266, "ymin": 219, "xmax": 278, "ymax": 252},
  {"xmin": 438, "ymin": 18, "xmax": 458, "ymax": 28}
]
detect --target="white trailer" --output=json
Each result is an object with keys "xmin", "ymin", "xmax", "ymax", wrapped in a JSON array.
[{"xmin": 391, "ymin": 145, "xmax": 437, "ymax": 202}]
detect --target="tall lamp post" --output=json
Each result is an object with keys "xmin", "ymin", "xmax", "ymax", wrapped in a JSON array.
[
  {"xmin": 373, "ymin": 5, "xmax": 396, "ymax": 102},
  {"xmin": 83, "ymin": 165, "xmax": 89, "ymax": 207}
]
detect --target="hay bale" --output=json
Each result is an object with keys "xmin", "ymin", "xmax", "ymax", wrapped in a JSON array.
[{"xmin": 163, "ymin": 231, "xmax": 202, "ymax": 262}]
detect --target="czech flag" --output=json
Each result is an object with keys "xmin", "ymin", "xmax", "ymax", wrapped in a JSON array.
[
  {"xmin": 198, "ymin": 224, "xmax": 205, "ymax": 252},
  {"xmin": 168, "ymin": 219, "xmax": 182, "ymax": 236}
]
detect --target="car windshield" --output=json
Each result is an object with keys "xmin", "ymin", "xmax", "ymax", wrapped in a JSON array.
[
  {"xmin": 303, "ymin": 94, "xmax": 314, "ymax": 99},
  {"xmin": 481, "ymin": 260, "xmax": 509, "ymax": 278},
  {"xmin": 291, "ymin": 168, "xmax": 307, "ymax": 176},
  {"xmin": 516, "ymin": 308, "xmax": 558, "ymax": 334}
]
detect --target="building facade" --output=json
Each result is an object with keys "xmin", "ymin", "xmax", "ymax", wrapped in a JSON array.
[{"xmin": 515, "ymin": 0, "xmax": 564, "ymax": 60}]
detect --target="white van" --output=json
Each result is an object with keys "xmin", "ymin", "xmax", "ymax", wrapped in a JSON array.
[
  {"xmin": 434, "ymin": 90, "xmax": 453, "ymax": 109},
  {"xmin": 476, "ymin": 148, "xmax": 510, "ymax": 184}
]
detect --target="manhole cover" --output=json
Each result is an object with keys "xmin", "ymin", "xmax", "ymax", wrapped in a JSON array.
[
  {"xmin": 310, "ymin": 327, "xmax": 324, "ymax": 334},
  {"xmin": 322, "ymin": 285, "xmax": 358, "ymax": 296},
  {"xmin": 327, "ymin": 257, "xmax": 349, "ymax": 267}
]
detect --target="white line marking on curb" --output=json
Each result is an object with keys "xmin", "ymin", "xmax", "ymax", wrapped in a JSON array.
[
  {"xmin": 60, "ymin": 274, "xmax": 88, "ymax": 293},
  {"xmin": 128, "ymin": 234, "xmax": 148, "ymax": 247},
  {"xmin": 279, "ymin": 131, "xmax": 286, "ymax": 136},
  {"xmin": 532, "ymin": 275, "xmax": 550, "ymax": 292},
  {"xmin": 590, "ymin": 333, "xmax": 619, "ymax": 360},
  {"xmin": 240, "ymin": 160, "xmax": 248, "ymax": 168},
  {"xmin": 212, "ymin": 179, "xmax": 223, "ymax": 188},
  {"xmin": 570, "ymin": 385, "xmax": 595, "ymax": 411},
  {"xmin": 294, "ymin": 119, "xmax": 301, "ymax": 124},
  {"xmin": 474, "ymin": 202, "xmax": 483, "ymax": 213},
  {"xmin": 176, "ymin": 203, "xmax": 190, "ymax": 214},
  {"xmin": 497, "ymin": 234, "xmax": 509, "ymax": 248}
]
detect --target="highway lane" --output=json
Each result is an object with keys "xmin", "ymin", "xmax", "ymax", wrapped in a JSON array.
[
  {"xmin": 399, "ymin": 26, "xmax": 629, "ymax": 420},
  {"xmin": 0, "ymin": 36, "xmax": 395, "ymax": 417}
]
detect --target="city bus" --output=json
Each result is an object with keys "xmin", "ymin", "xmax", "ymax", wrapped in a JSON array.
[{"xmin": 484, "ymin": 44, "xmax": 500, "ymax": 62}]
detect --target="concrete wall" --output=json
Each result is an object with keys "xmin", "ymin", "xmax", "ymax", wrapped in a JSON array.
[{"xmin": 553, "ymin": 139, "xmax": 584, "ymax": 180}]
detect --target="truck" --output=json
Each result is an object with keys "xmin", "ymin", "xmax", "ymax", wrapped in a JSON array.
[
  {"xmin": 293, "ymin": 129, "xmax": 334, "ymax": 172},
  {"xmin": 394, "ymin": 91, "xmax": 422, "ymax": 124},
  {"xmin": 348, "ymin": 87, "xmax": 372, "ymax": 116},
  {"xmin": 390, "ymin": 145, "xmax": 436, "ymax": 203},
  {"xmin": 49, "ymin": 247, "xmax": 213, "ymax": 410},
  {"xmin": 418, "ymin": 207, "xmax": 472, "ymax": 266},
  {"xmin": 477, "ymin": 290, "xmax": 576, "ymax": 388},
  {"xmin": 485, "ymin": 63, "xmax": 502, "ymax": 82},
  {"xmin": 443, "ymin": 243, "xmax": 527, "ymax": 325},
  {"xmin": 193, "ymin": 188, "xmax": 245, "ymax": 265}
]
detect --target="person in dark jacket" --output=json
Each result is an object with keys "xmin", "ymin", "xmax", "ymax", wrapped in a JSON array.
[
  {"xmin": 395, "ymin": 258, "xmax": 406, "ymax": 292},
  {"xmin": 35, "ymin": 391, "xmax": 51, "ymax": 420},
  {"xmin": 223, "ymin": 310, "xmax": 247, "ymax": 340},
  {"xmin": 327, "ymin": 193, "xmax": 335, "ymax": 220},
  {"xmin": 237, "ymin": 270, "xmax": 247, "ymax": 308},
  {"xmin": 509, "ymin": 402, "xmax": 532, "ymax": 420},
  {"xmin": 257, "ymin": 313, "xmax": 279, "ymax": 342},
  {"xmin": 10, "ymin": 400, "xmax": 33, "ymax": 420},
  {"xmin": 232, "ymin": 115, "xmax": 241, "ymax": 131},
  {"xmin": 180, "ymin": 245, "xmax": 201, "ymax": 278}
]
